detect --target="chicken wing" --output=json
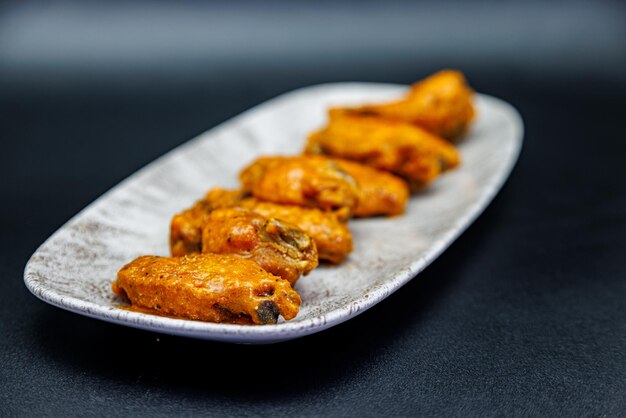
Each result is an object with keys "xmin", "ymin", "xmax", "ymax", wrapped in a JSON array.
[
  {"xmin": 201, "ymin": 207, "xmax": 318, "ymax": 284},
  {"xmin": 305, "ymin": 114, "xmax": 460, "ymax": 189},
  {"xmin": 170, "ymin": 189, "xmax": 244, "ymax": 257},
  {"xmin": 171, "ymin": 188, "xmax": 353, "ymax": 264},
  {"xmin": 330, "ymin": 159, "xmax": 409, "ymax": 217},
  {"xmin": 113, "ymin": 253, "xmax": 301, "ymax": 325},
  {"xmin": 336, "ymin": 70, "xmax": 475, "ymax": 140},
  {"xmin": 239, "ymin": 155, "xmax": 360, "ymax": 213},
  {"xmin": 239, "ymin": 198, "xmax": 353, "ymax": 263}
]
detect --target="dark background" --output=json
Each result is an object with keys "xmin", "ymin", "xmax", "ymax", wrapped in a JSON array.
[{"xmin": 1, "ymin": 1, "xmax": 625, "ymax": 415}]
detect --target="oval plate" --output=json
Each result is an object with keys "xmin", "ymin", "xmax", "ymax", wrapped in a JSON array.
[{"xmin": 24, "ymin": 83, "xmax": 523, "ymax": 344}]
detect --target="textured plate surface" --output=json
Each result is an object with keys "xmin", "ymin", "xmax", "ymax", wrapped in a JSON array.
[{"xmin": 24, "ymin": 83, "xmax": 523, "ymax": 344}]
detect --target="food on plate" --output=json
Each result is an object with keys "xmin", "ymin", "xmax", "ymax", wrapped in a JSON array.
[
  {"xmin": 239, "ymin": 198, "xmax": 353, "ymax": 263},
  {"xmin": 334, "ymin": 70, "xmax": 475, "ymax": 140},
  {"xmin": 170, "ymin": 188, "xmax": 244, "ymax": 257},
  {"xmin": 305, "ymin": 113, "xmax": 460, "ymax": 189},
  {"xmin": 330, "ymin": 158, "xmax": 409, "ymax": 217},
  {"xmin": 116, "ymin": 70, "xmax": 477, "ymax": 325},
  {"xmin": 239, "ymin": 155, "xmax": 360, "ymax": 213},
  {"xmin": 113, "ymin": 253, "xmax": 301, "ymax": 325},
  {"xmin": 170, "ymin": 188, "xmax": 353, "ymax": 264},
  {"xmin": 201, "ymin": 207, "xmax": 318, "ymax": 284}
]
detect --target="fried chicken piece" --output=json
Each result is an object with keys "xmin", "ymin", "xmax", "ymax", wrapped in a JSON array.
[
  {"xmin": 330, "ymin": 159, "xmax": 409, "ymax": 217},
  {"xmin": 239, "ymin": 155, "xmax": 360, "ymax": 213},
  {"xmin": 113, "ymin": 254, "xmax": 301, "ymax": 325},
  {"xmin": 239, "ymin": 198, "xmax": 353, "ymax": 263},
  {"xmin": 171, "ymin": 187, "xmax": 353, "ymax": 263},
  {"xmin": 170, "ymin": 189, "xmax": 245, "ymax": 257},
  {"xmin": 201, "ymin": 207, "xmax": 318, "ymax": 285},
  {"xmin": 305, "ymin": 114, "xmax": 460, "ymax": 189},
  {"xmin": 337, "ymin": 70, "xmax": 475, "ymax": 140}
]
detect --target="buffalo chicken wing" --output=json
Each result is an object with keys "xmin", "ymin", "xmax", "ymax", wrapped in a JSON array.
[
  {"xmin": 336, "ymin": 70, "xmax": 475, "ymax": 140},
  {"xmin": 239, "ymin": 155, "xmax": 360, "ymax": 213},
  {"xmin": 170, "ymin": 188, "xmax": 353, "ymax": 264},
  {"xmin": 306, "ymin": 114, "xmax": 460, "ymax": 189},
  {"xmin": 170, "ymin": 188, "xmax": 244, "ymax": 257},
  {"xmin": 113, "ymin": 254, "xmax": 301, "ymax": 325},
  {"xmin": 201, "ymin": 207, "xmax": 318, "ymax": 284},
  {"xmin": 239, "ymin": 198, "xmax": 353, "ymax": 263},
  {"xmin": 330, "ymin": 159, "xmax": 409, "ymax": 217}
]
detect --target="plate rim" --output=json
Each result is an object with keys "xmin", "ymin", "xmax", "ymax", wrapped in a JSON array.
[{"xmin": 23, "ymin": 82, "xmax": 524, "ymax": 343}]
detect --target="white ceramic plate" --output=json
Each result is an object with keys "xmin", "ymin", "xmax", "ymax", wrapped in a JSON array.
[{"xmin": 24, "ymin": 83, "xmax": 523, "ymax": 344}]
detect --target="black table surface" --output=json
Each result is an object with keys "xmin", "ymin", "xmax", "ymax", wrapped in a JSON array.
[{"xmin": 2, "ymin": 2, "xmax": 626, "ymax": 416}]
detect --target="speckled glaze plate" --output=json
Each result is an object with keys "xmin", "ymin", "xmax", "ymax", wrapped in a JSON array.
[{"xmin": 24, "ymin": 83, "xmax": 523, "ymax": 344}]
